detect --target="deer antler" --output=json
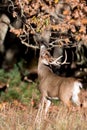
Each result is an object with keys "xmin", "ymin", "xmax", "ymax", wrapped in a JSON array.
[
  {"xmin": 49, "ymin": 50, "xmax": 69, "ymax": 66},
  {"xmin": 50, "ymin": 55, "xmax": 63, "ymax": 65},
  {"xmin": 61, "ymin": 50, "xmax": 68, "ymax": 65}
]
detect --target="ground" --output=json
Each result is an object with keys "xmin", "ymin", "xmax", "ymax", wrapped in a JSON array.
[{"xmin": 0, "ymin": 101, "xmax": 87, "ymax": 130}]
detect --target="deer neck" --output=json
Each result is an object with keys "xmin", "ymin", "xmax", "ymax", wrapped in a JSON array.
[{"xmin": 38, "ymin": 58, "xmax": 53, "ymax": 80}]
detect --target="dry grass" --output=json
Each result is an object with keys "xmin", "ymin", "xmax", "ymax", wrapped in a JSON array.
[{"xmin": 0, "ymin": 102, "xmax": 87, "ymax": 130}]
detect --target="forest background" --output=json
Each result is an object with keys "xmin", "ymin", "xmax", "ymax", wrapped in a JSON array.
[{"xmin": 0, "ymin": 0, "xmax": 87, "ymax": 130}]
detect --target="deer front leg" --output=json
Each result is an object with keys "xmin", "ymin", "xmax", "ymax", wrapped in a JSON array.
[{"xmin": 44, "ymin": 98, "xmax": 51, "ymax": 115}]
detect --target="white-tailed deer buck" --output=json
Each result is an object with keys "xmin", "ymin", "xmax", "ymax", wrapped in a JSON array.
[{"xmin": 38, "ymin": 44, "xmax": 83, "ymax": 114}]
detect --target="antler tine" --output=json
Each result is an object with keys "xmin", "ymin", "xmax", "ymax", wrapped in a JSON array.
[
  {"xmin": 50, "ymin": 55, "xmax": 63, "ymax": 65},
  {"xmin": 49, "ymin": 50, "xmax": 69, "ymax": 66},
  {"xmin": 61, "ymin": 50, "xmax": 67, "ymax": 65}
]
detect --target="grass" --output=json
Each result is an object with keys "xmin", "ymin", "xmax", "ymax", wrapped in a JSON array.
[
  {"xmin": 0, "ymin": 102, "xmax": 87, "ymax": 130},
  {"xmin": 0, "ymin": 63, "xmax": 87, "ymax": 130},
  {"xmin": 0, "ymin": 63, "xmax": 40, "ymax": 105}
]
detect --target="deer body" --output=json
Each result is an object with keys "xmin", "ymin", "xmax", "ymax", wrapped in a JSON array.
[{"xmin": 38, "ymin": 45, "xmax": 82, "ymax": 113}]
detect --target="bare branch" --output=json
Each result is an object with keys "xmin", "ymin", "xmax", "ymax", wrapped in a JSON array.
[{"xmin": 21, "ymin": 41, "xmax": 39, "ymax": 49}]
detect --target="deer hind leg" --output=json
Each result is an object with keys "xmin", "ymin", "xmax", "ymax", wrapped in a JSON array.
[{"xmin": 64, "ymin": 100, "xmax": 73, "ymax": 113}]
